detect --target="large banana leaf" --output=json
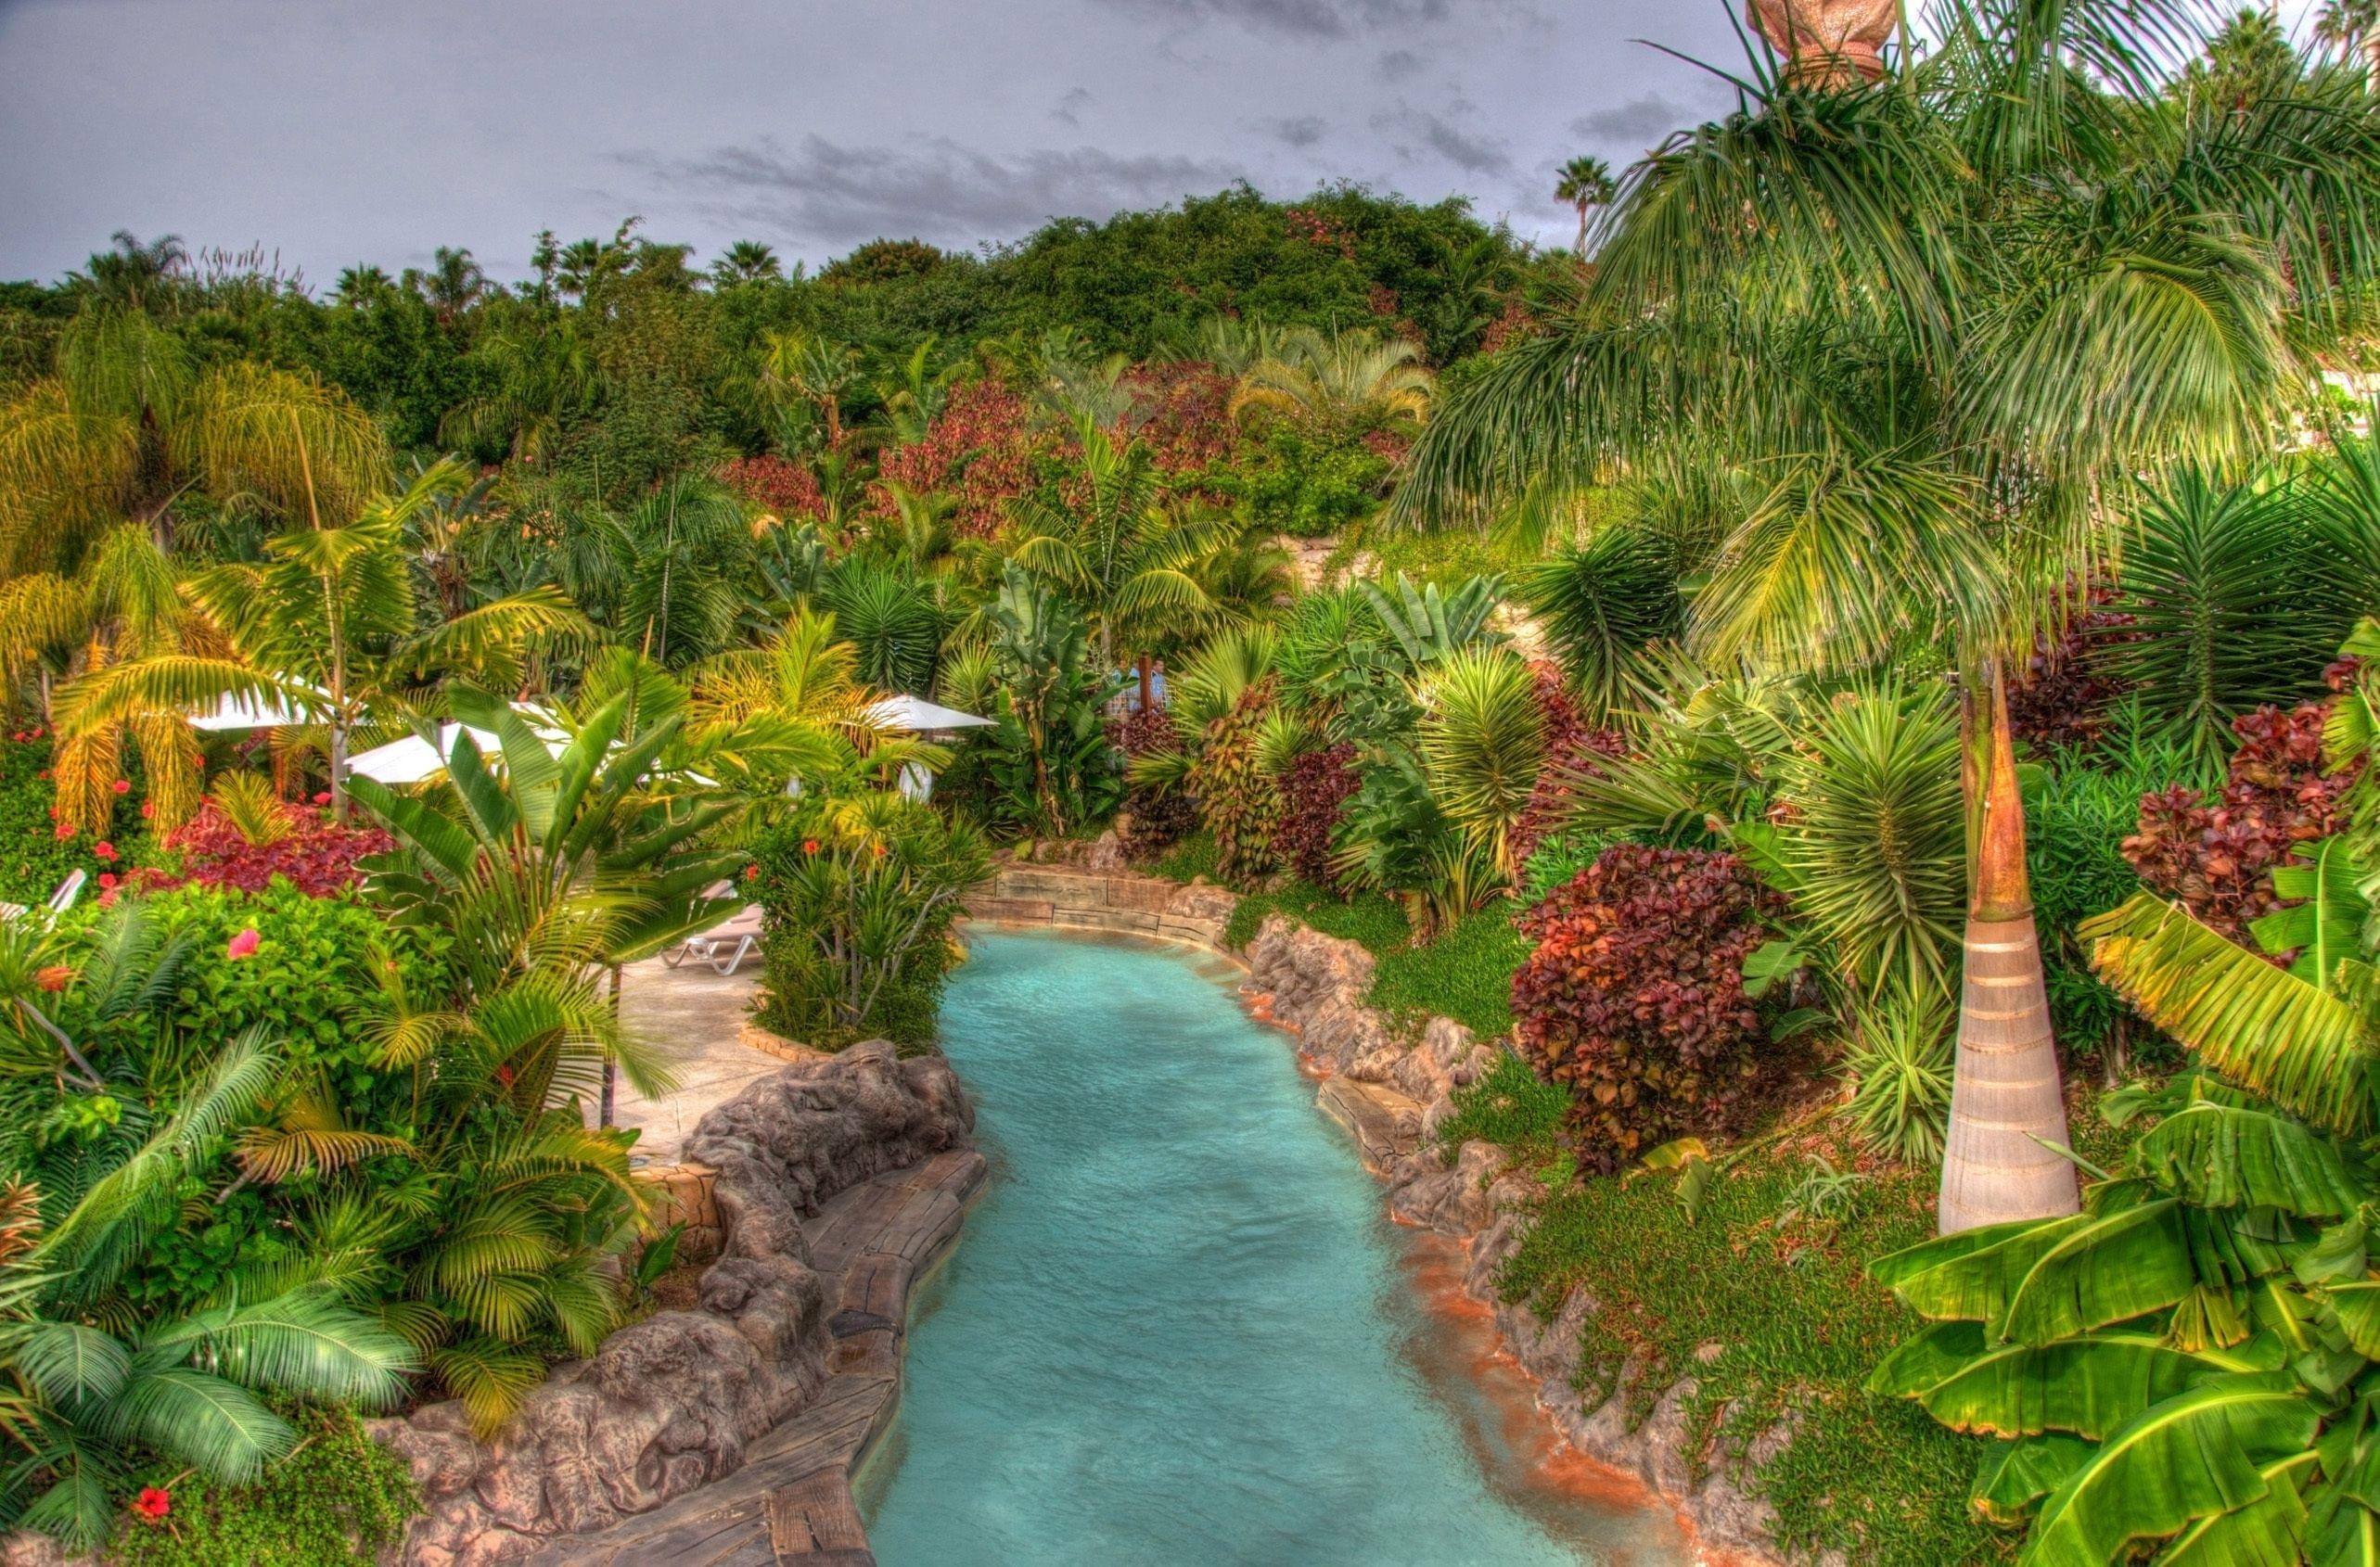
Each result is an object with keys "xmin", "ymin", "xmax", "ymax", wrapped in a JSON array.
[
  {"xmin": 2081, "ymin": 892, "xmax": 2374, "ymax": 1137},
  {"xmin": 1871, "ymin": 1321, "xmax": 2246, "ymax": 1441},
  {"xmin": 1875, "ymin": 1198, "xmax": 2195, "ymax": 1344},
  {"xmin": 2130, "ymin": 1102, "xmax": 2364, "ymax": 1218},
  {"xmin": 1975, "ymin": 1433, "xmax": 2095, "ymax": 1525},
  {"xmin": 2151, "ymin": 1450, "xmax": 2317, "ymax": 1567},
  {"xmin": 2022, "ymin": 1376, "xmax": 2322, "ymax": 1567},
  {"xmin": 2251, "ymin": 838, "xmax": 2374, "ymax": 992}
]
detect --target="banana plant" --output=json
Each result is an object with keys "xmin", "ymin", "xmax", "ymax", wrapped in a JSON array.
[{"xmin": 1869, "ymin": 823, "xmax": 2380, "ymax": 1561}]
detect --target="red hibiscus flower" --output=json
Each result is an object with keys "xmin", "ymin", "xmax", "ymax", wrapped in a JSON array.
[
  {"xmin": 134, "ymin": 1487, "xmax": 171, "ymax": 1522},
  {"xmin": 110, "ymin": 779, "xmax": 130, "ymax": 795},
  {"xmin": 96, "ymin": 873, "xmax": 117, "ymax": 890},
  {"xmin": 226, "ymin": 928, "xmax": 262, "ymax": 961},
  {"xmin": 53, "ymin": 822, "xmax": 72, "ymax": 841},
  {"xmin": 140, "ymin": 801, "xmax": 155, "ymax": 819},
  {"xmin": 92, "ymin": 841, "xmax": 116, "ymax": 861},
  {"xmin": 802, "ymin": 838, "xmax": 821, "ymax": 855}
]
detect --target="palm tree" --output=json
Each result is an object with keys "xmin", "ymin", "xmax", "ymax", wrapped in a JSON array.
[
  {"xmin": 56, "ymin": 461, "xmax": 590, "ymax": 818},
  {"xmin": 0, "ymin": 310, "xmax": 388, "ymax": 567},
  {"xmin": 440, "ymin": 315, "xmax": 604, "ymax": 465},
  {"xmin": 1553, "ymin": 155, "xmax": 1617, "ymax": 257},
  {"xmin": 73, "ymin": 231, "xmax": 186, "ymax": 310},
  {"xmin": 755, "ymin": 328, "xmax": 863, "ymax": 452},
  {"xmin": 1007, "ymin": 415, "xmax": 1251, "ymax": 708},
  {"xmin": 1229, "ymin": 326, "xmax": 1435, "ymax": 445},
  {"xmin": 2319, "ymin": 0, "xmax": 2380, "ymax": 87},
  {"xmin": 409, "ymin": 246, "xmax": 489, "ymax": 323},
  {"xmin": 1399, "ymin": 2, "xmax": 2380, "ymax": 1233},
  {"xmin": 331, "ymin": 264, "xmax": 396, "ymax": 306},
  {"xmin": 710, "ymin": 240, "xmax": 783, "ymax": 287}
]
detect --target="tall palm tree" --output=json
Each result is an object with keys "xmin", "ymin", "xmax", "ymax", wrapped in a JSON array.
[
  {"xmin": 73, "ymin": 230, "xmax": 186, "ymax": 310},
  {"xmin": 1553, "ymin": 155, "xmax": 1617, "ymax": 257},
  {"xmin": 440, "ymin": 315, "xmax": 604, "ymax": 466},
  {"xmin": 410, "ymin": 246, "xmax": 489, "ymax": 323},
  {"xmin": 1399, "ymin": 0, "xmax": 2380, "ymax": 1233},
  {"xmin": 710, "ymin": 240, "xmax": 783, "ymax": 287}
]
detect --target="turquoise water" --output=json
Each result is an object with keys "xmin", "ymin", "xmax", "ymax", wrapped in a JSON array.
[{"xmin": 860, "ymin": 930, "xmax": 1685, "ymax": 1567}]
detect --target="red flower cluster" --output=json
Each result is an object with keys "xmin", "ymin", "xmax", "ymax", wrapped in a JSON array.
[
  {"xmin": 134, "ymin": 801, "xmax": 393, "ymax": 898},
  {"xmin": 1273, "ymin": 743, "xmax": 1362, "ymax": 887},
  {"xmin": 2125, "ymin": 701, "xmax": 2357, "ymax": 947},
  {"xmin": 872, "ymin": 379, "xmax": 1039, "ymax": 540},
  {"xmin": 133, "ymin": 1487, "xmax": 172, "ymax": 1523},
  {"xmin": 716, "ymin": 453, "xmax": 829, "ymax": 524},
  {"xmin": 1511, "ymin": 846, "xmax": 1785, "ymax": 1174},
  {"xmin": 1285, "ymin": 206, "xmax": 1356, "ymax": 259},
  {"xmin": 1509, "ymin": 664, "xmax": 1627, "ymax": 868}
]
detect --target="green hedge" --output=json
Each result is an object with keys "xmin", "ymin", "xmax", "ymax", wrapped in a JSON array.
[
  {"xmin": 109, "ymin": 1403, "xmax": 418, "ymax": 1567},
  {"xmin": 0, "ymin": 734, "xmax": 147, "ymax": 908}
]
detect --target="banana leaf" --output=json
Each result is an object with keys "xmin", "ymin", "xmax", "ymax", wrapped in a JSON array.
[
  {"xmin": 2131, "ymin": 1102, "xmax": 2363, "ymax": 1218},
  {"xmin": 1974, "ymin": 1433, "xmax": 2095, "ymax": 1525},
  {"xmin": 1872, "ymin": 1320, "xmax": 2249, "ymax": 1440},
  {"xmin": 2151, "ymin": 1450, "xmax": 2317, "ymax": 1567}
]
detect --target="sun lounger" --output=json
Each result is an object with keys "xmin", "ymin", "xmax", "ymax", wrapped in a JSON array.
[
  {"xmin": 663, "ymin": 904, "xmax": 763, "ymax": 976},
  {"xmin": 0, "ymin": 870, "xmax": 87, "ymax": 928}
]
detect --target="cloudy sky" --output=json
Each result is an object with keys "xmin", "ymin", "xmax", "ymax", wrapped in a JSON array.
[{"xmin": 0, "ymin": 0, "xmax": 2332, "ymax": 288}]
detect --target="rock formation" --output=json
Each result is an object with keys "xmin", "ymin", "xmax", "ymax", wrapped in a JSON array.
[{"xmin": 370, "ymin": 1040, "xmax": 971, "ymax": 1567}]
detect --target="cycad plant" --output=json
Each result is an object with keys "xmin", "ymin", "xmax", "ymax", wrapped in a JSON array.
[
  {"xmin": 1521, "ymin": 526, "xmax": 1683, "ymax": 723},
  {"xmin": 1401, "ymin": 0, "xmax": 2380, "ymax": 1232},
  {"xmin": 1229, "ymin": 326, "xmax": 1435, "ymax": 446}
]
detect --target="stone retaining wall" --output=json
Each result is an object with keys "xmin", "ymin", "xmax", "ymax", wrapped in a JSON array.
[{"xmin": 965, "ymin": 863, "xmax": 1237, "ymax": 950}]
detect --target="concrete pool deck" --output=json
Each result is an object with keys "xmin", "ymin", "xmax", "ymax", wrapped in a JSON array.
[{"xmin": 612, "ymin": 953, "xmax": 779, "ymax": 1166}]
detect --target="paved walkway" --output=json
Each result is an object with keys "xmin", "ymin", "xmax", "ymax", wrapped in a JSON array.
[{"xmin": 612, "ymin": 953, "xmax": 776, "ymax": 1166}]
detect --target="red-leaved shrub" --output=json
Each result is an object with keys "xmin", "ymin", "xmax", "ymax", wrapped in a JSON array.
[
  {"xmin": 2006, "ymin": 586, "xmax": 2132, "ymax": 752},
  {"xmin": 2124, "ymin": 701, "xmax": 2356, "ymax": 945},
  {"xmin": 1512, "ymin": 845, "xmax": 1785, "ymax": 1174},
  {"xmin": 134, "ymin": 804, "xmax": 392, "ymax": 899},
  {"xmin": 871, "ymin": 379, "xmax": 1039, "ymax": 539},
  {"xmin": 1273, "ymin": 743, "xmax": 1361, "ymax": 886},
  {"xmin": 716, "ymin": 454, "xmax": 827, "ymax": 524}
]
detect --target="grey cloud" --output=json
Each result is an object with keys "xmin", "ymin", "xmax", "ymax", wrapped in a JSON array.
[
  {"xmin": 1376, "ymin": 47, "xmax": 1422, "ymax": 79},
  {"xmin": 1569, "ymin": 94, "xmax": 1703, "ymax": 146},
  {"xmin": 1373, "ymin": 106, "xmax": 1509, "ymax": 175},
  {"xmin": 1260, "ymin": 114, "xmax": 1327, "ymax": 147},
  {"xmin": 1052, "ymin": 87, "xmax": 1095, "ymax": 126},
  {"xmin": 627, "ymin": 134, "xmax": 1248, "ymax": 251},
  {"xmin": 1091, "ymin": 0, "xmax": 1452, "ymax": 38}
]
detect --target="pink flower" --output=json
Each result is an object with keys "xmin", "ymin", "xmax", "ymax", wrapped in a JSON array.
[
  {"xmin": 313, "ymin": 791, "xmax": 332, "ymax": 806},
  {"xmin": 140, "ymin": 801, "xmax": 155, "ymax": 819},
  {"xmin": 92, "ymin": 842, "xmax": 116, "ymax": 861},
  {"xmin": 53, "ymin": 822, "xmax": 72, "ymax": 841},
  {"xmin": 96, "ymin": 873, "xmax": 117, "ymax": 890},
  {"xmin": 110, "ymin": 779, "xmax": 130, "ymax": 796},
  {"xmin": 226, "ymin": 928, "xmax": 261, "ymax": 961}
]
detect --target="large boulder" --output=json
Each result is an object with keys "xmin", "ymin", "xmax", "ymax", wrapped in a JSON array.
[{"xmin": 373, "ymin": 1040, "xmax": 972, "ymax": 1566}]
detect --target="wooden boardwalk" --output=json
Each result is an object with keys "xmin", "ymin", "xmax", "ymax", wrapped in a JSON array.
[{"xmin": 529, "ymin": 1148, "xmax": 987, "ymax": 1567}]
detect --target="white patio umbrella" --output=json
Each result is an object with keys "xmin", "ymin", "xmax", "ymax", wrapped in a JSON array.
[
  {"xmin": 344, "ymin": 724, "xmax": 503, "ymax": 785},
  {"xmin": 187, "ymin": 686, "xmax": 328, "ymax": 732},
  {"xmin": 867, "ymin": 694, "xmax": 993, "ymax": 733}
]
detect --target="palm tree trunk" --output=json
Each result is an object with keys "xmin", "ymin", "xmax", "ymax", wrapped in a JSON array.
[
  {"xmin": 1938, "ymin": 653, "xmax": 2080, "ymax": 1235},
  {"xmin": 1137, "ymin": 654, "xmax": 1155, "ymax": 712}
]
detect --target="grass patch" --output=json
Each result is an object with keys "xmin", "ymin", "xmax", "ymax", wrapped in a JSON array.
[
  {"xmin": 1147, "ymin": 830, "xmax": 1221, "ymax": 885},
  {"xmin": 1220, "ymin": 878, "xmax": 1524, "ymax": 1040},
  {"xmin": 1444, "ymin": 1088, "xmax": 2138, "ymax": 1567}
]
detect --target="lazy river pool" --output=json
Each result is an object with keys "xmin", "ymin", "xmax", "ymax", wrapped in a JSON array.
[{"xmin": 858, "ymin": 928, "xmax": 1687, "ymax": 1567}]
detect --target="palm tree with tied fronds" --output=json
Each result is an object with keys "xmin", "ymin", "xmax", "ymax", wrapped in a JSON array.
[
  {"xmin": 1399, "ymin": 0, "xmax": 2380, "ymax": 1234},
  {"xmin": 1553, "ymin": 155, "xmax": 1617, "ymax": 257},
  {"xmin": 1229, "ymin": 326, "xmax": 1434, "ymax": 447},
  {"xmin": 0, "ymin": 307, "xmax": 389, "ymax": 569}
]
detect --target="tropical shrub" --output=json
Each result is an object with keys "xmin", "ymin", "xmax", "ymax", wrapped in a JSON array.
[
  {"xmin": 1511, "ymin": 846, "xmax": 1785, "ymax": 1174},
  {"xmin": 1415, "ymin": 647, "xmax": 1545, "ymax": 882},
  {"xmin": 107, "ymin": 1403, "xmax": 419, "ymax": 1567},
  {"xmin": 2101, "ymin": 467, "xmax": 2362, "ymax": 764},
  {"xmin": 1508, "ymin": 664, "xmax": 1623, "ymax": 870},
  {"xmin": 752, "ymin": 790, "xmax": 991, "ymax": 1049},
  {"xmin": 1768, "ymin": 682, "xmax": 1965, "ymax": 1000},
  {"xmin": 2124, "ymin": 700, "xmax": 2352, "ymax": 944},
  {"xmin": 1521, "ymin": 525, "xmax": 1681, "ymax": 723},
  {"xmin": 2023, "ymin": 754, "xmax": 2162, "ymax": 1057},
  {"xmin": 1329, "ymin": 746, "xmax": 1503, "ymax": 937},
  {"xmin": 0, "ymin": 732, "xmax": 144, "ymax": 908},
  {"xmin": 2005, "ymin": 586, "xmax": 2130, "ymax": 753},
  {"xmin": 1839, "ymin": 987, "xmax": 1954, "ymax": 1165},
  {"xmin": 1273, "ymin": 743, "xmax": 1360, "ymax": 886},
  {"xmin": 977, "ymin": 567, "xmax": 1122, "ymax": 835},
  {"xmin": 1185, "ymin": 676, "xmax": 1283, "ymax": 885}
]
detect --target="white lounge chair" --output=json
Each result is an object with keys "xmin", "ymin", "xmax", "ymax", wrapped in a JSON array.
[
  {"xmin": 0, "ymin": 870, "xmax": 87, "ymax": 928},
  {"xmin": 663, "ymin": 904, "xmax": 763, "ymax": 976}
]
